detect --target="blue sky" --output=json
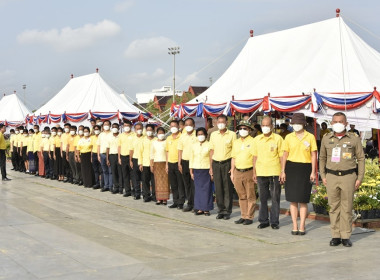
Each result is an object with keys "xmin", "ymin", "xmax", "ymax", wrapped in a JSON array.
[{"xmin": 0, "ymin": 0, "xmax": 379, "ymax": 111}]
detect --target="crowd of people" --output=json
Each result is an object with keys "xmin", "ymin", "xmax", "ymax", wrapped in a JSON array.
[{"xmin": 1, "ymin": 111, "xmax": 365, "ymax": 247}]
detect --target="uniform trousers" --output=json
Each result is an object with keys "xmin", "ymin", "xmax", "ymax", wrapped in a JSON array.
[
  {"xmin": 212, "ymin": 159, "xmax": 234, "ymax": 214},
  {"xmin": 11, "ymin": 147, "xmax": 18, "ymax": 170},
  {"xmin": 91, "ymin": 153, "xmax": 102, "ymax": 187},
  {"xmin": 0, "ymin": 149, "xmax": 6, "ymax": 179},
  {"xmin": 132, "ymin": 158, "xmax": 142, "ymax": 196},
  {"xmin": 100, "ymin": 153, "xmax": 112, "ymax": 189},
  {"xmin": 49, "ymin": 151, "xmax": 55, "ymax": 178},
  {"xmin": 43, "ymin": 151, "xmax": 52, "ymax": 177},
  {"xmin": 68, "ymin": 152, "xmax": 79, "ymax": 182},
  {"xmin": 80, "ymin": 152, "xmax": 94, "ymax": 188},
  {"xmin": 181, "ymin": 160, "xmax": 194, "ymax": 207},
  {"xmin": 62, "ymin": 151, "xmax": 72, "ymax": 180},
  {"xmin": 109, "ymin": 154, "xmax": 121, "ymax": 192},
  {"xmin": 141, "ymin": 166, "xmax": 155, "ymax": 199},
  {"xmin": 233, "ymin": 169, "xmax": 256, "ymax": 220},
  {"xmin": 120, "ymin": 155, "xmax": 133, "ymax": 195},
  {"xmin": 257, "ymin": 176, "xmax": 281, "ymax": 225},
  {"xmin": 326, "ymin": 172, "xmax": 356, "ymax": 239},
  {"xmin": 168, "ymin": 162, "xmax": 185, "ymax": 205}
]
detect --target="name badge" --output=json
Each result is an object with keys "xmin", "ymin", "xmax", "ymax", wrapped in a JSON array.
[
  {"xmin": 303, "ymin": 141, "xmax": 310, "ymax": 149},
  {"xmin": 342, "ymin": 152, "xmax": 352, "ymax": 160},
  {"xmin": 331, "ymin": 147, "xmax": 341, "ymax": 162}
]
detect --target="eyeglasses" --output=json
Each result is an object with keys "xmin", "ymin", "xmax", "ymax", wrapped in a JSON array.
[{"xmin": 239, "ymin": 128, "xmax": 248, "ymax": 130}]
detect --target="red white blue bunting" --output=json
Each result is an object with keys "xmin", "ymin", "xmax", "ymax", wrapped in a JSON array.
[
  {"xmin": 311, "ymin": 92, "xmax": 372, "ymax": 112},
  {"xmin": 267, "ymin": 95, "xmax": 311, "ymax": 112},
  {"xmin": 226, "ymin": 99, "xmax": 263, "ymax": 116}
]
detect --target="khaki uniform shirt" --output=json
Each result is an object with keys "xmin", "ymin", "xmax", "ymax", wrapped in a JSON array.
[{"xmin": 319, "ymin": 131, "xmax": 365, "ymax": 182}]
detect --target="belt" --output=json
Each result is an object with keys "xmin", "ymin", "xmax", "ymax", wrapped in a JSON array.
[
  {"xmin": 236, "ymin": 167, "xmax": 253, "ymax": 172},
  {"xmin": 326, "ymin": 168, "xmax": 357, "ymax": 176},
  {"xmin": 213, "ymin": 159, "xmax": 231, "ymax": 164}
]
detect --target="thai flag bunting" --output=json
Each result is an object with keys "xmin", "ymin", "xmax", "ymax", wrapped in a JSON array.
[
  {"xmin": 312, "ymin": 92, "xmax": 372, "ymax": 112},
  {"xmin": 65, "ymin": 112, "xmax": 89, "ymax": 122},
  {"xmin": 269, "ymin": 95, "xmax": 311, "ymax": 112}
]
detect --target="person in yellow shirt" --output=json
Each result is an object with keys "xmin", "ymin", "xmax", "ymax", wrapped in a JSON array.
[
  {"xmin": 68, "ymin": 125, "xmax": 79, "ymax": 184},
  {"xmin": 32, "ymin": 125, "xmax": 43, "ymax": 176},
  {"xmin": 117, "ymin": 120, "xmax": 135, "ymax": 196},
  {"xmin": 178, "ymin": 118, "xmax": 197, "ymax": 212},
  {"xmin": 97, "ymin": 120, "xmax": 113, "ymax": 192},
  {"xmin": 190, "ymin": 127, "xmax": 213, "ymax": 216},
  {"xmin": 230, "ymin": 120, "xmax": 256, "ymax": 225},
  {"xmin": 49, "ymin": 127, "xmax": 58, "ymax": 180},
  {"xmin": 61, "ymin": 123, "xmax": 72, "ymax": 183},
  {"xmin": 0, "ymin": 124, "xmax": 10, "ymax": 180},
  {"xmin": 106, "ymin": 123, "xmax": 121, "ymax": 194},
  {"xmin": 130, "ymin": 122, "xmax": 144, "ymax": 199},
  {"xmin": 55, "ymin": 127, "xmax": 64, "ymax": 181},
  {"xmin": 252, "ymin": 116, "xmax": 283, "ymax": 230},
  {"xmin": 27, "ymin": 129, "xmax": 36, "ymax": 174},
  {"xmin": 209, "ymin": 114, "xmax": 236, "ymax": 220},
  {"xmin": 13, "ymin": 127, "xmax": 21, "ymax": 171},
  {"xmin": 166, "ymin": 120, "xmax": 184, "ymax": 209},
  {"xmin": 280, "ymin": 113, "xmax": 317, "ymax": 236},
  {"xmin": 9, "ymin": 129, "xmax": 17, "ymax": 171},
  {"xmin": 320, "ymin": 122, "xmax": 330, "ymax": 139},
  {"xmin": 41, "ymin": 128, "xmax": 53, "ymax": 178},
  {"xmin": 20, "ymin": 129, "xmax": 29, "ymax": 173},
  {"xmin": 17, "ymin": 126, "xmax": 26, "ymax": 172},
  {"xmin": 150, "ymin": 127, "xmax": 168, "ymax": 205},
  {"xmin": 91, "ymin": 125, "xmax": 102, "ymax": 189},
  {"xmin": 139, "ymin": 124, "xmax": 156, "ymax": 202},
  {"xmin": 78, "ymin": 126, "xmax": 94, "ymax": 188},
  {"xmin": 74, "ymin": 125, "xmax": 84, "ymax": 185}
]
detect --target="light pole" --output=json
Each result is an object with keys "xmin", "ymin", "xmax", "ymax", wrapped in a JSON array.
[
  {"xmin": 22, "ymin": 84, "xmax": 26, "ymax": 104},
  {"xmin": 168, "ymin": 47, "xmax": 180, "ymax": 103}
]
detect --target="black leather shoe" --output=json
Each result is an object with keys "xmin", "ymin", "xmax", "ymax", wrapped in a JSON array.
[
  {"xmin": 223, "ymin": 214, "xmax": 231, "ymax": 220},
  {"xmin": 2, "ymin": 177, "xmax": 11, "ymax": 181},
  {"xmin": 342, "ymin": 239, "xmax": 352, "ymax": 247},
  {"xmin": 216, "ymin": 214, "xmax": 224, "ymax": 219},
  {"xmin": 183, "ymin": 206, "xmax": 193, "ymax": 212},
  {"xmin": 330, "ymin": 238, "xmax": 342, "ymax": 246},
  {"xmin": 123, "ymin": 193, "xmax": 131, "ymax": 197},
  {"xmin": 234, "ymin": 218, "xmax": 245, "ymax": 224},
  {"xmin": 112, "ymin": 189, "xmax": 119, "ymax": 194},
  {"xmin": 143, "ymin": 197, "xmax": 151, "ymax": 202},
  {"xmin": 78, "ymin": 181, "xmax": 83, "ymax": 186},
  {"xmin": 257, "ymin": 223, "xmax": 270, "ymax": 229},
  {"xmin": 168, "ymin": 204, "xmax": 178, "ymax": 209},
  {"xmin": 177, "ymin": 204, "xmax": 184, "ymax": 210},
  {"xmin": 271, "ymin": 224, "xmax": 280, "ymax": 229},
  {"xmin": 134, "ymin": 195, "xmax": 141, "ymax": 200},
  {"xmin": 195, "ymin": 210, "xmax": 204, "ymax": 215},
  {"xmin": 243, "ymin": 219, "xmax": 253, "ymax": 225},
  {"xmin": 93, "ymin": 185, "xmax": 100, "ymax": 189},
  {"xmin": 101, "ymin": 188, "xmax": 109, "ymax": 192}
]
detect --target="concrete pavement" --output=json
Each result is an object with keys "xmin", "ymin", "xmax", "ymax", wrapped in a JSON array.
[{"xmin": 0, "ymin": 170, "xmax": 379, "ymax": 279}]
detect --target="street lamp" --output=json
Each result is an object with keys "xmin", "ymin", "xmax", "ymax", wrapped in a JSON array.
[
  {"xmin": 22, "ymin": 84, "xmax": 26, "ymax": 104},
  {"xmin": 168, "ymin": 46, "xmax": 180, "ymax": 103}
]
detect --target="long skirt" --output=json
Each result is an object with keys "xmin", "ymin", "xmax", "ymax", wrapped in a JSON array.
[
  {"xmin": 38, "ymin": 151, "xmax": 45, "ymax": 176},
  {"xmin": 194, "ymin": 169, "xmax": 214, "ymax": 211},
  {"xmin": 153, "ymin": 162, "xmax": 169, "ymax": 200},
  {"xmin": 28, "ymin": 151, "xmax": 36, "ymax": 172},
  {"xmin": 80, "ymin": 152, "xmax": 94, "ymax": 188},
  {"xmin": 284, "ymin": 161, "xmax": 312, "ymax": 203}
]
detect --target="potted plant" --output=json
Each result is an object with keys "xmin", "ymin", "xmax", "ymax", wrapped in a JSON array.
[{"xmin": 310, "ymin": 184, "xmax": 330, "ymax": 215}]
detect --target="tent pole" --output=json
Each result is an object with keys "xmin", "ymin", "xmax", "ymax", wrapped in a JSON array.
[
  {"xmin": 314, "ymin": 118, "xmax": 319, "ymax": 186},
  {"xmin": 232, "ymin": 95, "xmax": 236, "ymax": 130}
]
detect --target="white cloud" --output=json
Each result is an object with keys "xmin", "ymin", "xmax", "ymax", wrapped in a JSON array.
[
  {"xmin": 114, "ymin": 0, "xmax": 134, "ymax": 13},
  {"xmin": 17, "ymin": 19, "xmax": 121, "ymax": 52},
  {"xmin": 124, "ymin": 36, "xmax": 177, "ymax": 60}
]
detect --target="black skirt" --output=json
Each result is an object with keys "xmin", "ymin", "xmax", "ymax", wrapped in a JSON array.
[{"xmin": 284, "ymin": 161, "xmax": 312, "ymax": 203}]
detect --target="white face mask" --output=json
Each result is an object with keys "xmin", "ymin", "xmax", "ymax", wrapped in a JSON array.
[
  {"xmin": 217, "ymin": 123, "xmax": 226, "ymax": 130},
  {"xmin": 103, "ymin": 125, "xmax": 110, "ymax": 131},
  {"xmin": 262, "ymin": 126, "xmax": 271, "ymax": 134},
  {"xmin": 78, "ymin": 130, "xmax": 84, "ymax": 136},
  {"xmin": 112, "ymin": 127, "xmax": 119, "ymax": 134},
  {"xmin": 293, "ymin": 124, "xmax": 304, "ymax": 132},
  {"xmin": 332, "ymin": 123, "xmax": 346, "ymax": 133},
  {"xmin": 146, "ymin": 131, "xmax": 153, "ymax": 137},
  {"xmin": 94, "ymin": 130, "xmax": 100, "ymax": 135},
  {"xmin": 15, "ymin": 131, "xmax": 19, "ymax": 134},
  {"xmin": 197, "ymin": 135, "xmax": 206, "ymax": 142},
  {"xmin": 136, "ymin": 129, "xmax": 143, "ymax": 135},
  {"xmin": 41, "ymin": 134, "xmax": 46, "ymax": 138},
  {"xmin": 158, "ymin": 134, "xmax": 165, "ymax": 140},
  {"xmin": 51, "ymin": 132, "xmax": 57, "ymax": 136},
  {"xmin": 97, "ymin": 121, "xmax": 103, "ymax": 126},
  {"xmin": 70, "ymin": 131, "xmax": 76, "ymax": 135},
  {"xmin": 124, "ymin": 126, "xmax": 131, "ymax": 132},
  {"xmin": 185, "ymin": 126, "xmax": 194, "ymax": 132},
  {"xmin": 46, "ymin": 134, "xmax": 51, "ymax": 138},
  {"xmin": 84, "ymin": 132, "xmax": 90, "ymax": 137},
  {"xmin": 239, "ymin": 129, "xmax": 249, "ymax": 137},
  {"xmin": 24, "ymin": 134, "xmax": 28, "ymax": 137},
  {"xmin": 57, "ymin": 132, "xmax": 62, "ymax": 136},
  {"xmin": 170, "ymin": 127, "xmax": 178, "ymax": 134},
  {"xmin": 64, "ymin": 128, "xmax": 70, "ymax": 133}
]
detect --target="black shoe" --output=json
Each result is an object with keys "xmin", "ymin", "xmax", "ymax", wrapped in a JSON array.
[
  {"xmin": 78, "ymin": 181, "xmax": 83, "ymax": 186},
  {"xmin": 93, "ymin": 185, "xmax": 100, "ymax": 189},
  {"xmin": 45, "ymin": 176, "xmax": 50, "ymax": 179},
  {"xmin": 10, "ymin": 168, "xmax": 15, "ymax": 170},
  {"xmin": 134, "ymin": 195, "xmax": 141, "ymax": 200},
  {"xmin": 216, "ymin": 214, "xmax": 224, "ymax": 219},
  {"xmin": 330, "ymin": 238, "xmax": 342, "ymax": 246},
  {"xmin": 195, "ymin": 210, "xmax": 204, "ymax": 216},
  {"xmin": 168, "ymin": 204, "xmax": 178, "ymax": 209},
  {"xmin": 123, "ymin": 193, "xmax": 132, "ymax": 197},
  {"xmin": 143, "ymin": 197, "xmax": 151, "ymax": 202},
  {"xmin": 223, "ymin": 214, "xmax": 231, "ymax": 220},
  {"xmin": 234, "ymin": 218, "xmax": 245, "ymax": 224},
  {"xmin": 35, "ymin": 173, "xmax": 40, "ymax": 177},
  {"xmin": 119, "ymin": 190, "xmax": 123, "ymax": 194},
  {"xmin": 183, "ymin": 206, "xmax": 193, "ymax": 212},
  {"xmin": 291, "ymin": 230, "xmax": 299, "ymax": 235},
  {"xmin": 63, "ymin": 178, "xmax": 69, "ymax": 182},
  {"xmin": 2, "ymin": 177, "xmax": 11, "ymax": 181},
  {"xmin": 342, "ymin": 239, "xmax": 352, "ymax": 247},
  {"xmin": 257, "ymin": 223, "xmax": 270, "ymax": 229},
  {"xmin": 112, "ymin": 189, "xmax": 119, "ymax": 194},
  {"xmin": 101, "ymin": 188, "xmax": 109, "ymax": 192},
  {"xmin": 243, "ymin": 219, "xmax": 253, "ymax": 225},
  {"xmin": 204, "ymin": 212, "xmax": 210, "ymax": 216},
  {"xmin": 177, "ymin": 204, "xmax": 184, "ymax": 210},
  {"xmin": 271, "ymin": 224, "xmax": 280, "ymax": 230},
  {"xmin": 298, "ymin": 230, "xmax": 306, "ymax": 236}
]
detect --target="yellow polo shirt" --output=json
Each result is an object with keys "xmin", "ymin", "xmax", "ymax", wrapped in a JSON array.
[
  {"xmin": 68, "ymin": 135, "xmax": 78, "ymax": 152},
  {"xmin": 78, "ymin": 137, "xmax": 92, "ymax": 153},
  {"xmin": 139, "ymin": 137, "xmax": 155, "ymax": 166},
  {"xmin": 231, "ymin": 136, "xmax": 255, "ymax": 169},
  {"xmin": 91, "ymin": 135, "xmax": 98, "ymax": 153},
  {"xmin": 151, "ymin": 140, "xmax": 166, "ymax": 162},
  {"xmin": 209, "ymin": 129, "xmax": 236, "ymax": 161},
  {"xmin": 55, "ymin": 136, "xmax": 61, "ymax": 149},
  {"xmin": 27, "ymin": 135, "xmax": 34, "ymax": 152},
  {"xmin": 10, "ymin": 134, "xmax": 14, "ymax": 148},
  {"xmin": 15, "ymin": 134, "xmax": 21, "ymax": 147},
  {"xmin": 97, "ymin": 131, "xmax": 112, "ymax": 154},
  {"xmin": 190, "ymin": 141, "xmax": 211, "ymax": 169},
  {"xmin": 20, "ymin": 135, "xmax": 27, "ymax": 147},
  {"xmin": 131, "ymin": 135, "xmax": 144, "ymax": 159},
  {"xmin": 106, "ymin": 134, "xmax": 119, "ymax": 154},
  {"xmin": 61, "ymin": 132, "xmax": 70, "ymax": 151},
  {"xmin": 178, "ymin": 131, "xmax": 197, "ymax": 161},
  {"xmin": 252, "ymin": 133, "xmax": 283, "ymax": 176},
  {"xmin": 0, "ymin": 132, "xmax": 5, "ymax": 150},
  {"xmin": 33, "ymin": 132, "xmax": 42, "ymax": 153},
  {"xmin": 282, "ymin": 131, "xmax": 317, "ymax": 163},
  {"xmin": 118, "ymin": 131, "xmax": 135, "ymax": 156},
  {"xmin": 49, "ymin": 136, "xmax": 56, "ymax": 151},
  {"xmin": 166, "ymin": 133, "xmax": 181, "ymax": 163},
  {"xmin": 41, "ymin": 138, "xmax": 50, "ymax": 151}
]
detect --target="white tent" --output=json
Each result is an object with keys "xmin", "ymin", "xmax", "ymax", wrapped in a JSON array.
[
  {"xmin": 0, "ymin": 93, "xmax": 31, "ymax": 126},
  {"xmin": 193, "ymin": 16, "xmax": 380, "ymax": 103}
]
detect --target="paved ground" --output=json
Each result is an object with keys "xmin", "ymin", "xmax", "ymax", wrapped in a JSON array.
[{"xmin": 0, "ymin": 170, "xmax": 379, "ymax": 280}]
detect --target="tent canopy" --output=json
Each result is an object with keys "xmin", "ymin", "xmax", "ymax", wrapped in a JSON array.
[
  {"xmin": 192, "ymin": 17, "xmax": 380, "ymax": 104},
  {"xmin": 0, "ymin": 93, "xmax": 31, "ymax": 124}
]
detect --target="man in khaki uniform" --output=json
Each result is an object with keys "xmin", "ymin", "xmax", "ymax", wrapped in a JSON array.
[{"xmin": 319, "ymin": 112, "xmax": 365, "ymax": 247}]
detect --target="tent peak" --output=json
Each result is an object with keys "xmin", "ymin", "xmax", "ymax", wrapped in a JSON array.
[
  {"xmin": 336, "ymin": 8, "xmax": 340, "ymax": 17},
  {"xmin": 96, "ymin": 68, "xmax": 99, "ymax": 73},
  {"xmin": 250, "ymin": 30, "xmax": 254, "ymax": 37},
  {"xmin": 71, "ymin": 74, "xmax": 74, "ymax": 79}
]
